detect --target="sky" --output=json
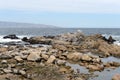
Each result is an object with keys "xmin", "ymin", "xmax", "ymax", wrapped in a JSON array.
[{"xmin": 0, "ymin": 0, "xmax": 120, "ymax": 28}]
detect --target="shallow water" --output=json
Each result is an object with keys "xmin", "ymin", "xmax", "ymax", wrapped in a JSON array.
[{"xmin": 67, "ymin": 56, "xmax": 120, "ymax": 80}]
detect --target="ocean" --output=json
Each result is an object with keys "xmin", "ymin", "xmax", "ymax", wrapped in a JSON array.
[{"xmin": 0, "ymin": 28, "xmax": 120, "ymax": 44}]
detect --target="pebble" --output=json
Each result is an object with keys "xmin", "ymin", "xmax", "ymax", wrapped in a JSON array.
[{"xmin": 1, "ymin": 60, "xmax": 7, "ymax": 64}]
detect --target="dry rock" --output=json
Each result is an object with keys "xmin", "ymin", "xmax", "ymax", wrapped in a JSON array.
[
  {"xmin": 14, "ymin": 56, "xmax": 23, "ymax": 62},
  {"xmin": 67, "ymin": 52, "xmax": 82, "ymax": 61},
  {"xmin": 46, "ymin": 55, "xmax": 56, "ymax": 64},
  {"xmin": 27, "ymin": 52, "xmax": 40, "ymax": 61}
]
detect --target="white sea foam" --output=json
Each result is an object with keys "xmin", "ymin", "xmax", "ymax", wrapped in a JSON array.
[{"xmin": 0, "ymin": 35, "xmax": 30, "ymax": 43}]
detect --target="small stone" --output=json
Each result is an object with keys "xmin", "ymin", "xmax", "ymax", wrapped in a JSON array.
[
  {"xmin": 3, "ymin": 69, "xmax": 12, "ymax": 73},
  {"xmin": 10, "ymin": 64, "xmax": 16, "ymax": 68},
  {"xmin": 46, "ymin": 55, "xmax": 56, "ymax": 64},
  {"xmin": 41, "ymin": 54, "xmax": 49, "ymax": 60},
  {"xmin": 12, "ymin": 69, "xmax": 19, "ymax": 74},
  {"xmin": 15, "ymin": 56, "xmax": 23, "ymax": 62},
  {"xmin": 1, "ymin": 60, "xmax": 7, "ymax": 64},
  {"xmin": 19, "ymin": 70, "xmax": 26, "ymax": 75},
  {"xmin": 81, "ymin": 54, "xmax": 92, "ymax": 61},
  {"xmin": 39, "ymin": 62, "xmax": 45, "ymax": 67},
  {"xmin": 56, "ymin": 60, "xmax": 66, "ymax": 65}
]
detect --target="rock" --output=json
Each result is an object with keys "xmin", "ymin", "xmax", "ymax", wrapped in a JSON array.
[
  {"xmin": 3, "ymin": 69, "xmax": 12, "ymax": 73},
  {"xmin": 0, "ymin": 54, "xmax": 12, "ymax": 59},
  {"xmin": 108, "ymin": 36, "xmax": 116, "ymax": 44},
  {"xmin": 14, "ymin": 56, "xmax": 23, "ymax": 62},
  {"xmin": 19, "ymin": 70, "xmax": 26, "ymax": 75},
  {"xmin": 27, "ymin": 36, "xmax": 52, "ymax": 45},
  {"xmin": 92, "ymin": 58, "xmax": 101, "ymax": 63},
  {"xmin": 21, "ymin": 55, "xmax": 28, "ymax": 60},
  {"xmin": 41, "ymin": 54, "xmax": 49, "ymax": 60},
  {"xmin": 3, "ymin": 34, "xmax": 19, "ymax": 39},
  {"xmin": 112, "ymin": 74, "xmax": 120, "ymax": 80},
  {"xmin": 104, "ymin": 62, "xmax": 120, "ymax": 68},
  {"xmin": 87, "ymin": 64, "xmax": 104, "ymax": 71},
  {"xmin": 52, "ymin": 44, "xmax": 67, "ymax": 51},
  {"xmin": 12, "ymin": 69, "xmax": 19, "ymax": 74},
  {"xmin": 22, "ymin": 37, "xmax": 28, "ymax": 42},
  {"xmin": 81, "ymin": 54, "xmax": 92, "ymax": 61},
  {"xmin": 46, "ymin": 55, "xmax": 56, "ymax": 64},
  {"xmin": 56, "ymin": 59, "xmax": 66, "ymax": 65},
  {"xmin": 55, "ymin": 30, "xmax": 85, "ymax": 45},
  {"xmin": 44, "ymin": 35, "xmax": 55, "ymax": 39},
  {"xmin": 1, "ymin": 60, "xmax": 7, "ymax": 64},
  {"xmin": 0, "ymin": 47, "xmax": 8, "ymax": 52},
  {"xmin": 67, "ymin": 52, "xmax": 82, "ymax": 61},
  {"xmin": 27, "ymin": 52, "xmax": 40, "ymax": 61},
  {"xmin": 59, "ymin": 66, "xmax": 73, "ymax": 73}
]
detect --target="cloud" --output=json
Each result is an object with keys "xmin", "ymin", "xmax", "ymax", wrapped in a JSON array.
[{"xmin": 0, "ymin": 0, "xmax": 120, "ymax": 13}]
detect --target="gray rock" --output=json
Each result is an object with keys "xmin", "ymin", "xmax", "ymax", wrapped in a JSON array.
[
  {"xmin": 0, "ymin": 54, "xmax": 12, "ymax": 59},
  {"xmin": 3, "ymin": 69, "xmax": 12, "ymax": 73}
]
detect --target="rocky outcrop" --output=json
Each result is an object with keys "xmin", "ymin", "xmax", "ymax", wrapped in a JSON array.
[
  {"xmin": 22, "ymin": 37, "xmax": 28, "ymax": 42},
  {"xmin": 27, "ymin": 36, "xmax": 52, "ymax": 45},
  {"xmin": 55, "ymin": 30, "xmax": 85, "ymax": 45},
  {"xmin": 3, "ymin": 34, "xmax": 19, "ymax": 39}
]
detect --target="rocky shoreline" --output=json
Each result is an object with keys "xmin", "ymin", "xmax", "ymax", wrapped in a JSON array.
[{"xmin": 0, "ymin": 30, "xmax": 120, "ymax": 80}]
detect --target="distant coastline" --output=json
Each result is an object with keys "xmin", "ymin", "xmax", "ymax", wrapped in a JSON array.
[{"xmin": 0, "ymin": 21, "xmax": 59, "ymax": 28}]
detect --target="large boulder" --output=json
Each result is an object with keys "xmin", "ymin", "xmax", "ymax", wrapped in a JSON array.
[
  {"xmin": 3, "ymin": 34, "xmax": 19, "ymax": 39},
  {"xmin": 112, "ymin": 74, "xmax": 120, "ymax": 80}
]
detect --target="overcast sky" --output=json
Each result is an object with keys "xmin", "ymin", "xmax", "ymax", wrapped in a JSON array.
[{"xmin": 0, "ymin": 0, "xmax": 120, "ymax": 28}]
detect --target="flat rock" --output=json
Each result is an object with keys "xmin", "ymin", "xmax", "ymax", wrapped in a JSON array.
[
  {"xmin": 1, "ymin": 60, "xmax": 7, "ymax": 64},
  {"xmin": 14, "ymin": 56, "xmax": 23, "ymax": 62},
  {"xmin": 67, "ymin": 52, "xmax": 82, "ymax": 61},
  {"xmin": 3, "ymin": 69, "xmax": 12, "ymax": 73},
  {"xmin": 27, "ymin": 52, "xmax": 40, "ymax": 61}
]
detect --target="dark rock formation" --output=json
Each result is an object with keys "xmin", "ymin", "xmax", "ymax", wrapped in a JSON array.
[
  {"xmin": 3, "ymin": 34, "xmax": 19, "ymax": 39},
  {"xmin": 102, "ymin": 36, "xmax": 116, "ymax": 44},
  {"xmin": 108, "ymin": 36, "xmax": 116, "ymax": 44},
  {"xmin": 27, "ymin": 37, "xmax": 52, "ymax": 45},
  {"xmin": 22, "ymin": 37, "xmax": 28, "ymax": 42}
]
